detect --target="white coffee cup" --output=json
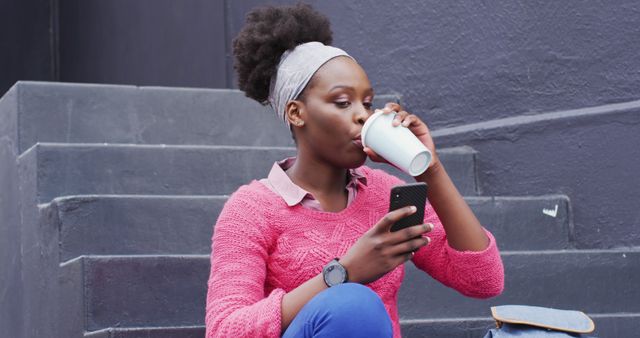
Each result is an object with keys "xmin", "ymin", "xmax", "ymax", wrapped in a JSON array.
[{"xmin": 361, "ymin": 110, "xmax": 432, "ymax": 176}]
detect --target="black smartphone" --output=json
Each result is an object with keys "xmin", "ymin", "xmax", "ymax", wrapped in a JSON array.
[{"xmin": 388, "ymin": 182, "xmax": 428, "ymax": 232}]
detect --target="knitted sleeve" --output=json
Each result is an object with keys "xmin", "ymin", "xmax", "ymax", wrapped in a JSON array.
[
  {"xmin": 412, "ymin": 203, "xmax": 504, "ymax": 299},
  {"xmin": 205, "ymin": 187, "xmax": 285, "ymax": 338},
  {"xmin": 367, "ymin": 167, "xmax": 504, "ymax": 299}
]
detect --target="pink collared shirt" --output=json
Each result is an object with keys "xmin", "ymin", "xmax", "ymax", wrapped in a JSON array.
[{"xmin": 258, "ymin": 157, "xmax": 367, "ymax": 211}]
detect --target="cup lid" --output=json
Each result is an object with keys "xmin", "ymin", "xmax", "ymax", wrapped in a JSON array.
[{"xmin": 361, "ymin": 110, "xmax": 389, "ymax": 148}]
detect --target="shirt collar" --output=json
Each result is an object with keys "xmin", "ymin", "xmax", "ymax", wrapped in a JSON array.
[{"xmin": 266, "ymin": 157, "xmax": 367, "ymax": 207}]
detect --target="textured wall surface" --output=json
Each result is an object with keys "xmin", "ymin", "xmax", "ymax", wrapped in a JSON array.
[
  {"xmin": 227, "ymin": 0, "xmax": 640, "ymax": 128},
  {"xmin": 4, "ymin": 1, "xmax": 640, "ymax": 128},
  {"xmin": 58, "ymin": 0, "xmax": 228, "ymax": 88},
  {"xmin": 0, "ymin": 0, "xmax": 53, "ymax": 95},
  {"xmin": 434, "ymin": 100, "xmax": 640, "ymax": 249}
]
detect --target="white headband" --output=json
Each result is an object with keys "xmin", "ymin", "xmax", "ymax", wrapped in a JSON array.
[{"xmin": 268, "ymin": 41, "xmax": 353, "ymax": 126}]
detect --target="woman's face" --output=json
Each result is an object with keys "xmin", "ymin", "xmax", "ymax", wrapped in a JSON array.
[{"xmin": 293, "ymin": 56, "xmax": 373, "ymax": 169}]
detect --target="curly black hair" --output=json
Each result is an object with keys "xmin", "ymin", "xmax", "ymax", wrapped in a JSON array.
[{"xmin": 233, "ymin": 3, "xmax": 333, "ymax": 105}]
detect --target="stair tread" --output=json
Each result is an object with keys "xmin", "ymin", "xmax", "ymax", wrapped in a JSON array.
[
  {"xmin": 20, "ymin": 143, "xmax": 478, "ymax": 203},
  {"xmin": 52, "ymin": 194, "xmax": 570, "ymax": 262},
  {"xmin": 65, "ymin": 249, "xmax": 640, "ymax": 330}
]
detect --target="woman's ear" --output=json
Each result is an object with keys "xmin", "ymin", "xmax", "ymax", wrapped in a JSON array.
[{"xmin": 285, "ymin": 100, "xmax": 305, "ymax": 127}]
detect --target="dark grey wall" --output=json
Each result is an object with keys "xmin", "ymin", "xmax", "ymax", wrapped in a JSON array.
[
  {"xmin": 433, "ymin": 100, "xmax": 640, "ymax": 249},
  {"xmin": 0, "ymin": 0, "xmax": 53, "ymax": 95},
  {"xmin": 226, "ymin": 0, "xmax": 640, "ymax": 128},
  {"xmin": 3, "ymin": 1, "xmax": 640, "ymax": 127},
  {"xmin": 58, "ymin": 0, "xmax": 228, "ymax": 88},
  {"xmin": 328, "ymin": 1, "xmax": 640, "ymax": 128}
]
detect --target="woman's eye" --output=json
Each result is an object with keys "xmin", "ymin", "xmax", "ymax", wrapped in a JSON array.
[
  {"xmin": 363, "ymin": 102, "xmax": 373, "ymax": 109},
  {"xmin": 335, "ymin": 101, "xmax": 350, "ymax": 108}
]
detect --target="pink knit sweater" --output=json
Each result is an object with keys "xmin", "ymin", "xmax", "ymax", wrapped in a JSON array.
[{"xmin": 205, "ymin": 166, "xmax": 504, "ymax": 337}]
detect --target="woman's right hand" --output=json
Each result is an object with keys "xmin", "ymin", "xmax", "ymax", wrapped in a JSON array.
[{"xmin": 339, "ymin": 206, "xmax": 433, "ymax": 284}]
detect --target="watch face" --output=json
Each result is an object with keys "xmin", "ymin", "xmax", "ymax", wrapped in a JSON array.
[{"xmin": 325, "ymin": 265, "xmax": 345, "ymax": 286}]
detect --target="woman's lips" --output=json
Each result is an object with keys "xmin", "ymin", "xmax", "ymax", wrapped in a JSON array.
[{"xmin": 352, "ymin": 139, "xmax": 364, "ymax": 149}]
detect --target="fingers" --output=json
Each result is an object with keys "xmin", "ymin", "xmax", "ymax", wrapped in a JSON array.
[
  {"xmin": 384, "ymin": 102, "xmax": 402, "ymax": 113},
  {"xmin": 379, "ymin": 105, "xmax": 407, "ymax": 127},
  {"xmin": 387, "ymin": 235, "xmax": 431, "ymax": 257},
  {"xmin": 375, "ymin": 206, "xmax": 417, "ymax": 234},
  {"xmin": 393, "ymin": 111, "xmax": 422, "ymax": 128},
  {"xmin": 400, "ymin": 114, "xmax": 420, "ymax": 127},
  {"xmin": 388, "ymin": 223, "xmax": 434, "ymax": 245},
  {"xmin": 379, "ymin": 105, "xmax": 418, "ymax": 128}
]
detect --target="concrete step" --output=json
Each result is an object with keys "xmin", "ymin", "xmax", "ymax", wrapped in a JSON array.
[
  {"xmin": 84, "ymin": 326, "xmax": 204, "ymax": 338},
  {"xmin": 52, "ymin": 194, "xmax": 569, "ymax": 262},
  {"xmin": 401, "ymin": 314, "xmax": 640, "ymax": 338},
  {"xmin": 20, "ymin": 143, "xmax": 478, "ymax": 203},
  {"xmin": 82, "ymin": 314, "xmax": 640, "ymax": 338},
  {"xmin": 2, "ymin": 81, "xmax": 401, "ymax": 153},
  {"xmin": 61, "ymin": 255, "xmax": 209, "ymax": 331},
  {"xmin": 2, "ymin": 82, "xmax": 293, "ymax": 152},
  {"xmin": 63, "ymin": 249, "xmax": 640, "ymax": 331},
  {"xmin": 399, "ymin": 249, "xmax": 640, "ymax": 319},
  {"xmin": 62, "ymin": 255, "xmax": 209, "ymax": 331},
  {"xmin": 53, "ymin": 195, "xmax": 226, "ymax": 262},
  {"xmin": 466, "ymin": 195, "xmax": 571, "ymax": 251},
  {"xmin": 368, "ymin": 145, "xmax": 480, "ymax": 195}
]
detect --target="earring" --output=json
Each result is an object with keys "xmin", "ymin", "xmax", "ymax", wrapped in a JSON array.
[{"xmin": 294, "ymin": 121, "xmax": 304, "ymax": 126}]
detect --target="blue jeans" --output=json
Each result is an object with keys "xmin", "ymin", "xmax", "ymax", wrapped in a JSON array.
[{"xmin": 282, "ymin": 283, "xmax": 393, "ymax": 338}]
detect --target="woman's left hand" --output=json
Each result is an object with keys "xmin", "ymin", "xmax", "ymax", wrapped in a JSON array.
[{"xmin": 363, "ymin": 102, "xmax": 440, "ymax": 171}]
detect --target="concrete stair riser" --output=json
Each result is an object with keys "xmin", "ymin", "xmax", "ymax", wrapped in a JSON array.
[
  {"xmin": 2, "ymin": 82, "xmax": 402, "ymax": 152},
  {"xmin": 401, "ymin": 318, "xmax": 494, "ymax": 338},
  {"xmin": 52, "ymin": 194, "xmax": 569, "ymax": 261},
  {"xmin": 67, "ymin": 251, "xmax": 640, "ymax": 330},
  {"xmin": 54, "ymin": 196, "xmax": 227, "ymax": 261},
  {"xmin": 466, "ymin": 195, "xmax": 571, "ymax": 251},
  {"xmin": 20, "ymin": 144, "xmax": 297, "ymax": 203},
  {"xmin": 67, "ymin": 256, "xmax": 209, "ymax": 330},
  {"xmin": 399, "ymin": 250, "xmax": 640, "ymax": 319},
  {"xmin": 4, "ymin": 82, "xmax": 292, "ymax": 151},
  {"xmin": 20, "ymin": 144, "xmax": 479, "ymax": 203},
  {"xmin": 367, "ymin": 145, "xmax": 480, "ymax": 196},
  {"xmin": 83, "ymin": 327, "xmax": 205, "ymax": 338}
]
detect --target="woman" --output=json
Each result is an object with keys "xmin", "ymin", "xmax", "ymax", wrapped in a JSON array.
[{"xmin": 205, "ymin": 4, "xmax": 504, "ymax": 337}]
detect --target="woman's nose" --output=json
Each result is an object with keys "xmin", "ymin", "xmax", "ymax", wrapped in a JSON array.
[{"xmin": 355, "ymin": 105, "xmax": 369, "ymax": 125}]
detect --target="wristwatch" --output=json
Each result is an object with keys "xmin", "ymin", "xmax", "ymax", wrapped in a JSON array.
[{"xmin": 322, "ymin": 258, "xmax": 348, "ymax": 287}]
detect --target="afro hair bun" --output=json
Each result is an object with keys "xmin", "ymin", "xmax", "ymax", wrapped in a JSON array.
[{"xmin": 232, "ymin": 3, "xmax": 333, "ymax": 105}]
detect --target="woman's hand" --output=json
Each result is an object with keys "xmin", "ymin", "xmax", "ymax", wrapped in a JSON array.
[
  {"xmin": 365, "ymin": 104, "xmax": 490, "ymax": 252},
  {"xmin": 363, "ymin": 102, "xmax": 441, "ymax": 172},
  {"xmin": 339, "ymin": 206, "xmax": 434, "ymax": 284}
]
